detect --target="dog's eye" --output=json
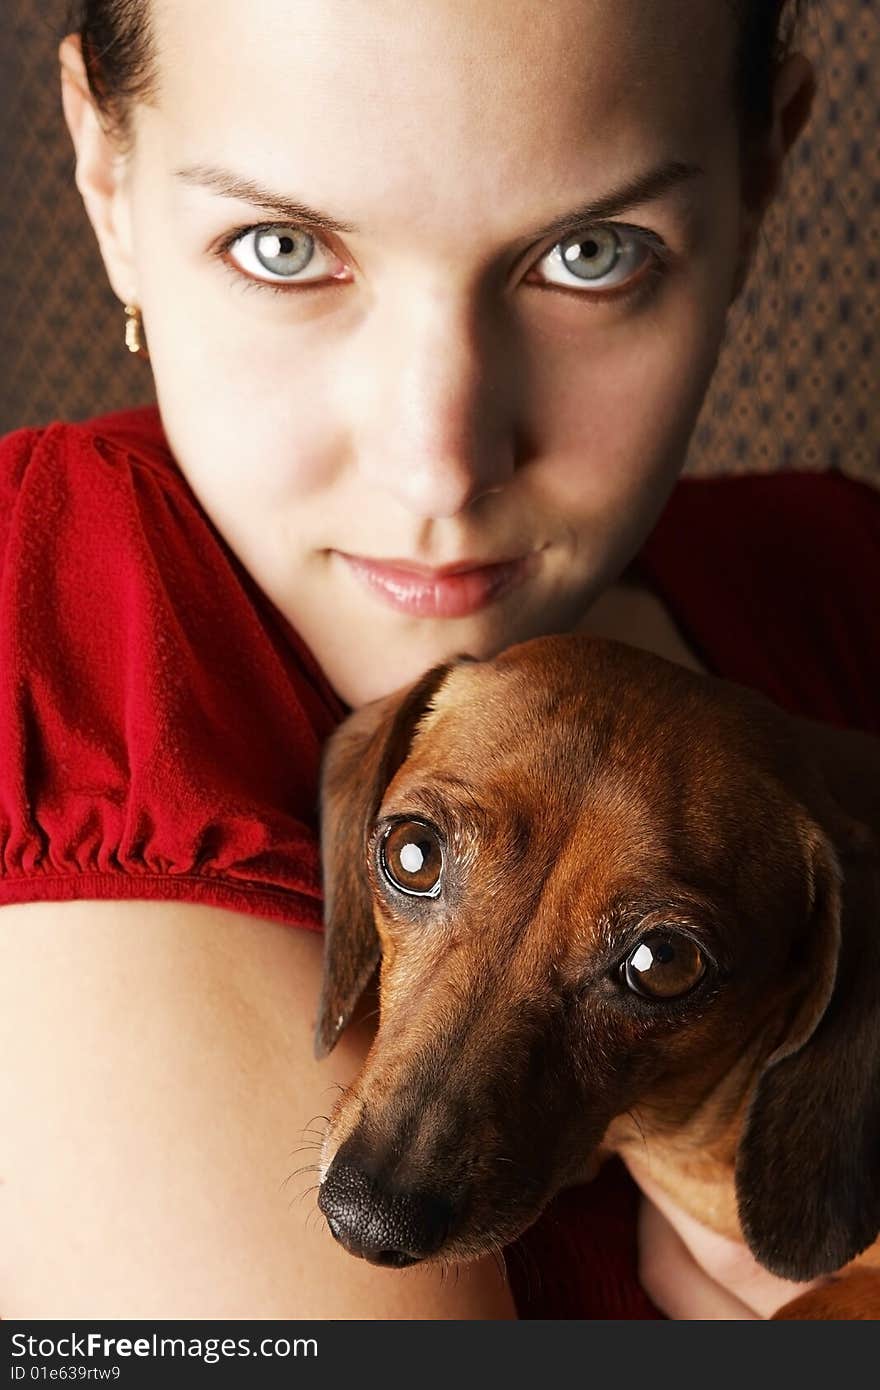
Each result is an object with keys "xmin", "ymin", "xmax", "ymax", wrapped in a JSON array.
[
  {"xmin": 621, "ymin": 931, "xmax": 706, "ymax": 999},
  {"xmin": 379, "ymin": 820, "xmax": 444, "ymax": 898}
]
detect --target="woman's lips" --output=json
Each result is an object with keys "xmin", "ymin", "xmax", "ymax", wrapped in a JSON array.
[{"xmin": 336, "ymin": 550, "xmax": 540, "ymax": 618}]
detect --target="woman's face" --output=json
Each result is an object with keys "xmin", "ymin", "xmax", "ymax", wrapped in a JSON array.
[{"xmin": 104, "ymin": 0, "xmax": 751, "ymax": 707}]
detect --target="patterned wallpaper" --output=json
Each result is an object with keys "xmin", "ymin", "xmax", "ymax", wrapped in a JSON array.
[{"xmin": 1, "ymin": 0, "xmax": 877, "ymax": 484}]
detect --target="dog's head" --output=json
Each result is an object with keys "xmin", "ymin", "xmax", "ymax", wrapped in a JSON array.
[{"xmin": 314, "ymin": 633, "xmax": 880, "ymax": 1279}]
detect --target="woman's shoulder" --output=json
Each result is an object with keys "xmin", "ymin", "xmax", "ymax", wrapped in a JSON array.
[
  {"xmin": 0, "ymin": 405, "xmax": 348, "ymax": 735},
  {"xmin": 644, "ymin": 469, "xmax": 880, "ymax": 579},
  {"xmin": 1, "ymin": 406, "xmax": 187, "ymax": 564},
  {"xmin": 1, "ymin": 405, "xmax": 195, "ymax": 516},
  {"xmin": 2, "ymin": 404, "xmax": 169, "ymax": 451},
  {"xmin": 650, "ymin": 467, "xmax": 880, "ymax": 543},
  {"xmin": 1, "ymin": 405, "xmax": 339, "ymax": 720},
  {"xmin": 633, "ymin": 469, "xmax": 880, "ymax": 733},
  {"xmin": 0, "ymin": 405, "xmax": 346, "ymax": 929}
]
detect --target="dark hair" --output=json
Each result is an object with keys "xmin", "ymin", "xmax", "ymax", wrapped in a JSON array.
[
  {"xmin": 65, "ymin": 0, "xmax": 155, "ymax": 154},
  {"xmin": 734, "ymin": 2, "xmax": 803, "ymax": 130},
  {"xmin": 66, "ymin": 0, "xmax": 805, "ymax": 183}
]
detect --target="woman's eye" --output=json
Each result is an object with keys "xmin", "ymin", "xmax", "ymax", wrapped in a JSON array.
[
  {"xmin": 378, "ymin": 820, "xmax": 445, "ymax": 898},
  {"xmin": 620, "ymin": 930, "xmax": 707, "ymax": 1000},
  {"xmin": 220, "ymin": 223, "xmax": 348, "ymax": 289},
  {"xmin": 216, "ymin": 219, "xmax": 666, "ymax": 301},
  {"xmin": 529, "ymin": 224, "xmax": 661, "ymax": 297}
]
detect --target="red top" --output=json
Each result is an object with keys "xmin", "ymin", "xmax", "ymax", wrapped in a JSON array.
[{"xmin": 1, "ymin": 406, "xmax": 877, "ymax": 1319}]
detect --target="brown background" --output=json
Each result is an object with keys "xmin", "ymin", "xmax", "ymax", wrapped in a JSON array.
[{"xmin": 1, "ymin": 0, "xmax": 877, "ymax": 485}]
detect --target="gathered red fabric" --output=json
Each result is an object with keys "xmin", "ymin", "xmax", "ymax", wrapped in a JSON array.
[
  {"xmin": 0, "ymin": 407, "xmax": 348, "ymax": 924},
  {"xmin": 1, "ymin": 405, "xmax": 877, "ymax": 1319}
]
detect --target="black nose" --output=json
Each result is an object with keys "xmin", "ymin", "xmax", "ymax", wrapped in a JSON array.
[{"xmin": 318, "ymin": 1161, "xmax": 453, "ymax": 1266}]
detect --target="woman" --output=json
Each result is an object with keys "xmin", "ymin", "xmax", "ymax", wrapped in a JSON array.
[{"xmin": 1, "ymin": 0, "xmax": 872, "ymax": 1318}]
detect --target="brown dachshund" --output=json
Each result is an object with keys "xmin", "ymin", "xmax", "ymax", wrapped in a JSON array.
[{"xmin": 312, "ymin": 634, "xmax": 880, "ymax": 1319}]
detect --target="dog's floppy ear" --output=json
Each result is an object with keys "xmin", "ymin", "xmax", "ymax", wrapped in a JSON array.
[
  {"xmin": 313, "ymin": 655, "xmax": 474, "ymax": 1060},
  {"xmin": 736, "ymin": 815, "xmax": 880, "ymax": 1280}
]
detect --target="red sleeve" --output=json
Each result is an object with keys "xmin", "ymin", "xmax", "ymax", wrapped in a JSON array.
[
  {"xmin": 635, "ymin": 470, "xmax": 880, "ymax": 735},
  {"xmin": 0, "ymin": 408, "xmax": 348, "ymax": 927}
]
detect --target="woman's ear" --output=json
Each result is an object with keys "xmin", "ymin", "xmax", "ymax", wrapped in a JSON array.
[
  {"xmin": 58, "ymin": 33, "xmax": 138, "ymax": 307},
  {"xmin": 768, "ymin": 51, "xmax": 817, "ymax": 171},
  {"xmin": 314, "ymin": 656, "xmax": 474, "ymax": 1060},
  {"xmin": 735, "ymin": 816, "xmax": 880, "ymax": 1280},
  {"xmin": 730, "ymin": 51, "xmax": 817, "ymax": 302}
]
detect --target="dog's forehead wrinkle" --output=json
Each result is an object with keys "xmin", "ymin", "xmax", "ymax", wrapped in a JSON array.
[
  {"xmin": 414, "ymin": 659, "xmax": 602, "ymax": 778},
  {"xmin": 430, "ymin": 634, "xmax": 797, "ymax": 787},
  {"xmin": 576, "ymin": 724, "xmax": 796, "ymax": 897},
  {"xmin": 378, "ymin": 774, "xmax": 485, "ymax": 836},
  {"xmin": 414, "ymin": 658, "xmax": 510, "ymax": 733},
  {"xmin": 384, "ymin": 743, "xmax": 577, "ymax": 865},
  {"xmin": 415, "ymin": 669, "xmax": 737, "ymax": 828}
]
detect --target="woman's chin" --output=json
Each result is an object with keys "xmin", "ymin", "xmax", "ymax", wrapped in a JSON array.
[{"xmin": 307, "ymin": 565, "xmax": 598, "ymax": 707}]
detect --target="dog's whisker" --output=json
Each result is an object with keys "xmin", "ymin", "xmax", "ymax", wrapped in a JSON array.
[
  {"xmin": 292, "ymin": 1117, "xmax": 330, "ymax": 1146},
  {"xmin": 296, "ymin": 1182, "xmax": 321, "ymax": 1208},
  {"xmin": 487, "ymin": 1237, "xmax": 510, "ymax": 1289},
  {"xmin": 285, "ymin": 1180, "xmax": 321, "ymax": 1216},
  {"xmin": 324, "ymin": 1077, "xmax": 364, "ymax": 1111},
  {"xmin": 280, "ymin": 1160, "xmax": 321, "ymax": 1193},
  {"xmin": 322, "ymin": 1079, "xmax": 354, "ymax": 1099},
  {"xmin": 510, "ymin": 1234, "xmax": 544, "ymax": 1304},
  {"xmin": 283, "ymin": 1172, "xmax": 321, "ymax": 1207},
  {"xmin": 354, "ymin": 1005, "xmax": 381, "ymax": 1028},
  {"xmin": 305, "ymin": 1203, "xmax": 329, "ymax": 1238},
  {"xmin": 295, "ymin": 1131, "xmax": 327, "ymax": 1148},
  {"xmin": 285, "ymin": 1144, "xmax": 323, "ymax": 1164},
  {"xmin": 284, "ymin": 1162, "xmax": 322, "ymax": 1185}
]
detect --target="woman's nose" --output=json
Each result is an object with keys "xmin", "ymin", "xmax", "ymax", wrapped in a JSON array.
[{"xmin": 352, "ymin": 294, "xmax": 520, "ymax": 518}]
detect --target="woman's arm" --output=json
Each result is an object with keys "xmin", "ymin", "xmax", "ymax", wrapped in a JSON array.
[
  {"xmin": 636, "ymin": 1191, "xmax": 759, "ymax": 1320},
  {"xmin": 0, "ymin": 897, "xmax": 515, "ymax": 1319}
]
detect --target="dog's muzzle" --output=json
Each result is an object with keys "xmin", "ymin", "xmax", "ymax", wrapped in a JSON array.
[{"xmin": 319, "ymin": 1150, "xmax": 455, "ymax": 1267}]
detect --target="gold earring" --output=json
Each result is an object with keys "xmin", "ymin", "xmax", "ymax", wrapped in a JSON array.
[{"xmin": 123, "ymin": 303, "xmax": 149, "ymax": 359}]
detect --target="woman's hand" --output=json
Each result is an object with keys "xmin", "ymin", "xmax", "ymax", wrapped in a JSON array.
[
  {"xmin": 637, "ymin": 1193, "xmax": 759, "ymax": 1319},
  {"xmin": 636, "ymin": 1181, "xmax": 829, "ymax": 1320}
]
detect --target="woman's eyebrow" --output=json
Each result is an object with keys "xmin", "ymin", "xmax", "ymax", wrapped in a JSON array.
[{"xmin": 172, "ymin": 158, "xmax": 705, "ymax": 240}]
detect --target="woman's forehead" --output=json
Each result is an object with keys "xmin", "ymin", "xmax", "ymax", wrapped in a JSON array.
[
  {"xmin": 150, "ymin": 0, "xmax": 738, "ymax": 148},
  {"xmin": 141, "ymin": 0, "xmax": 740, "ymax": 255}
]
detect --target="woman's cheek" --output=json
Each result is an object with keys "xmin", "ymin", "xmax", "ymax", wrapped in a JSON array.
[
  {"xmin": 142, "ymin": 299, "xmax": 342, "ymax": 513},
  {"xmin": 523, "ymin": 293, "xmax": 722, "ymax": 514}
]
